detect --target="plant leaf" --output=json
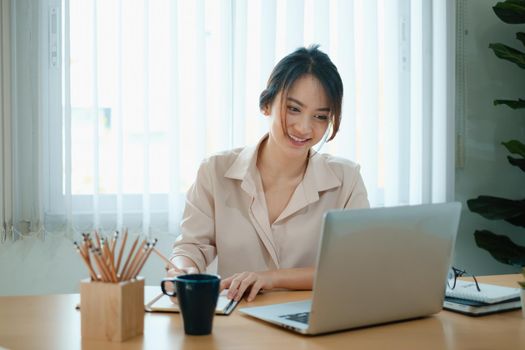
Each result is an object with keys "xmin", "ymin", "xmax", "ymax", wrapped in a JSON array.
[
  {"xmin": 502, "ymin": 140, "xmax": 525, "ymax": 158},
  {"xmin": 507, "ymin": 156, "xmax": 525, "ymax": 172},
  {"xmin": 493, "ymin": 0, "xmax": 525, "ymax": 24},
  {"xmin": 506, "ymin": 214, "xmax": 525, "ymax": 227},
  {"xmin": 474, "ymin": 230, "xmax": 525, "ymax": 266},
  {"xmin": 518, "ymin": 32, "xmax": 525, "ymax": 47},
  {"xmin": 489, "ymin": 43, "xmax": 525, "ymax": 69},
  {"xmin": 494, "ymin": 98, "xmax": 525, "ymax": 109},
  {"xmin": 467, "ymin": 196, "xmax": 525, "ymax": 227}
]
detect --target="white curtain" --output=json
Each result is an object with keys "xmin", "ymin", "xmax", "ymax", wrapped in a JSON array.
[
  {"xmin": 2, "ymin": 0, "xmax": 45, "ymax": 242},
  {"xmin": 9, "ymin": 0, "xmax": 456, "ymax": 239},
  {"xmin": 0, "ymin": 0, "xmax": 12, "ymax": 242}
]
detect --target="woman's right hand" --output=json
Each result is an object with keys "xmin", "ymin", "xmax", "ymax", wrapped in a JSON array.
[
  {"xmin": 165, "ymin": 262, "xmax": 199, "ymax": 303},
  {"xmin": 166, "ymin": 255, "xmax": 200, "ymax": 277},
  {"xmin": 166, "ymin": 265, "xmax": 199, "ymax": 277}
]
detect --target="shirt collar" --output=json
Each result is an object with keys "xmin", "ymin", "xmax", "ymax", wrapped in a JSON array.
[
  {"xmin": 305, "ymin": 151, "xmax": 342, "ymax": 192},
  {"xmin": 224, "ymin": 133, "xmax": 342, "ymax": 196},
  {"xmin": 224, "ymin": 135, "xmax": 265, "ymax": 181},
  {"xmin": 224, "ymin": 135, "xmax": 266, "ymax": 196}
]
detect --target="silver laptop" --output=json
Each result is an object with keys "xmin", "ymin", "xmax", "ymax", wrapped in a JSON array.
[{"xmin": 239, "ymin": 202, "xmax": 461, "ymax": 335}]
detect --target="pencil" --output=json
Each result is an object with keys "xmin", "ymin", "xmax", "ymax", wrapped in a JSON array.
[
  {"xmin": 119, "ymin": 235, "xmax": 140, "ymax": 279},
  {"xmin": 102, "ymin": 238, "xmax": 118, "ymax": 282},
  {"xmin": 100, "ymin": 247, "xmax": 117, "ymax": 282},
  {"xmin": 74, "ymin": 242, "xmax": 98, "ymax": 281},
  {"xmin": 152, "ymin": 247, "xmax": 177, "ymax": 270},
  {"xmin": 133, "ymin": 239, "xmax": 158, "ymax": 279},
  {"xmin": 124, "ymin": 240, "xmax": 147, "ymax": 280},
  {"xmin": 129, "ymin": 242, "xmax": 150, "ymax": 279},
  {"xmin": 110, "ymin": 231, "xmax": 118, "ymax": 259},
  {"xmin": 100, "ymin": 237, "xmax": 110, "ymax": 268},
  {"xmin": 94, "ymin": 229, "xmax": 102, "ymax": 249},
  {"xmin": 81, "ymin": 233, "xmax": 92, "ymax": 267},
  {"xmin": 115, "ymin": 228, "xmax": 128, "ymax": 274},
  {"xmin": 91, "ymin": 246, "xmax": 108, "ymax": 282},
  {"xmin": 91, "ymin": 248, "xmax": 111, "ymax": 282}
]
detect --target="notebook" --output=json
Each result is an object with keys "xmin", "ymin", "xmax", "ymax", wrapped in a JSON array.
[
  {"xmin": 445, "ymin": 280, "xmax": 520, "ymax": 304},
  {"xmin": 444, "ymin": 296, "xmax": 521, "ymax": 316},
  {"xmin": 145, "ymin": 290, "xmax": 238, "ymax": 315},
  {"xmin": 239, "ymin": 202, "xmax": 462, "ymax": 335}
]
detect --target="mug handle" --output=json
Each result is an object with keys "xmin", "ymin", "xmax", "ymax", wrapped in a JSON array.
[{"xmin": 161, "ymin": 277, "xmax": 177, "ymax": 297}]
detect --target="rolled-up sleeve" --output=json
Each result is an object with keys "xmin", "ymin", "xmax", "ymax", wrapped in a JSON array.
[{"xmin": 170, "ymin": 159, "xmax": 217, "ymax": 273}]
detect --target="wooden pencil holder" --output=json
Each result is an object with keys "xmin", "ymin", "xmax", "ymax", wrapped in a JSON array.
[{"xmin": 80, "ymin": 277, "xmax": 144, "ymax": 342}]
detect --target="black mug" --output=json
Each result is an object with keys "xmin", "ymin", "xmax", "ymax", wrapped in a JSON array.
[{"xmin": 161, "ymin": 274, "xmax": 220, "ymax": 335}]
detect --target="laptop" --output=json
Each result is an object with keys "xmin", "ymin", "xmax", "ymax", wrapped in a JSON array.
[{"xmin": 239, "ymin": 202, "xmax": 462, "ymax": 335}]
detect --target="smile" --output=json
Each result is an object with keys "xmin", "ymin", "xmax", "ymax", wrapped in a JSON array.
[{"xmin": 288, "ymin": 134, "xmax": 311, "ymax": 146}]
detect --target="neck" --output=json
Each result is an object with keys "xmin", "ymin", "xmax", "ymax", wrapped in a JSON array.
[{"xmin": 257, "ymin": 136, "xmax": 308, "ymax": 179}]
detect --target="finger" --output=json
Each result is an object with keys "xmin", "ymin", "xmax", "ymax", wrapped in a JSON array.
[
  {"xmin": 166, "ymin": 267, "xmax": 184, "ymax": 277},
  {"xmin": 227, "ymin": 273, "xmax": 246, "ymax": 299},
  {"xmin": 247, "ymin": 281, "xmax": 263, "ymax": 302},
  {"xmin": 183, "ymin": 267, "xmax": 199, "ymax": 274},
  {"xmin": 162, "ymin": 280, "xmax": 176, "ymax": 294},
  {"xmin": 227, "ymin": 277, "xmax": 241, "ymax": 299},
  {"xmin": 235, "ymin": 275, "xmax": 256, "ymax": 301},
  {"xmin": 220, "ymin": 277, "xmax": 232, "ymax": 292}
]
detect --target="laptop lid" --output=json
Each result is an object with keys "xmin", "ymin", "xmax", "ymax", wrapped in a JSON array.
[{"xmin": 306, "ymin": 202, "xmax": 461, "ymax": 334}]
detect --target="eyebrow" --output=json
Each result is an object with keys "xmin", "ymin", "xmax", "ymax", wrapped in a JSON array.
[{"xmin": 287, "ymin": 97, "xmax": 330, "ymax": 112}]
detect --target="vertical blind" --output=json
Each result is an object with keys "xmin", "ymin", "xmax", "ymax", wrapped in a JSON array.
[{"xmin": 9, "ymin": 0, "xmax": 456, "ymax": 238}]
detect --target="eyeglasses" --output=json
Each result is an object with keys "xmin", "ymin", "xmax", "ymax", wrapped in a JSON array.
[{"xmin": 447, "ymin": 266, "xmax": 481, "ymax": 292}]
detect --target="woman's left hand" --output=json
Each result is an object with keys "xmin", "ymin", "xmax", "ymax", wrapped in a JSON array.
[{"xmin": 220, "ymin": 271, "xmax": 275, "ymax": 302}]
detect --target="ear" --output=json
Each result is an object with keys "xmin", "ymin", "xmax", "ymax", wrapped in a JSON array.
[{"xmin": 261, "ymin": 105, "xmax": 270, "ymax": 116}]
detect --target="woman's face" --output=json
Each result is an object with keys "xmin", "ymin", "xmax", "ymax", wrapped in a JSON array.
[{"xmin": 263, "ymin": 74, "xmax": 331, "ymax": 160}]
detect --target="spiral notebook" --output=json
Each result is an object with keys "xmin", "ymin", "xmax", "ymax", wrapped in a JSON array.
[
  {"xmin": 445, "ymin": 280, "xmax": 520, "ymax": 304},
  {"xmin": 145, "ymin": 290, "xmax": 238, "ymax": 315}
]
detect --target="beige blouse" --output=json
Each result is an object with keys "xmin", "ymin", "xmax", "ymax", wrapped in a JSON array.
[{"xmin": 171, "ymin": 135, "xmax": 369, "ymax": 278}]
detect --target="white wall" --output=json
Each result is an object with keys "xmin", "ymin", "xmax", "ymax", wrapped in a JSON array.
[{"xmin": 454, "ymin": 0, "xmax": 525, "ymax": 275}]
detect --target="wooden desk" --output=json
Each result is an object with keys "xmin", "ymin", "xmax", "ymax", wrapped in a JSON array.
[{"xmin": 0, "ymin": 275, "xmax": 523, "ymax": 350}]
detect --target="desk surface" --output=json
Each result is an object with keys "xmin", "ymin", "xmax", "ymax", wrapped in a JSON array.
[{"xmin": 0, "ymin": 274, "xmax": 523, "ymax": 350}]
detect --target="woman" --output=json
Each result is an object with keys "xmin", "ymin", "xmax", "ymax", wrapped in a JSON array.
[{"xmin": 169, "ymin": 45, "xmax": 369, "ymax": 302}]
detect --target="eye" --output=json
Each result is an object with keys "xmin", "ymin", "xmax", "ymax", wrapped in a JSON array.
[
  {"xmin": 287, "ymin": 105, "xmax": 300, "ymax": 113},
  {"xmin": 314, "ymin": 115, "xmax": 329, "ymax": 121}
]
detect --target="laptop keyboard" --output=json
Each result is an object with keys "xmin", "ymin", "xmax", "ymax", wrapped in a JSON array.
[{"xmin": 279, "ymin": 312, "xmax": 310, "ymax": 324}]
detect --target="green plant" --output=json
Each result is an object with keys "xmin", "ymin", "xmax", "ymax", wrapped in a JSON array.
[{"xmin": 466, "ymin": 0, "xmax": 525, "ymax": 280}]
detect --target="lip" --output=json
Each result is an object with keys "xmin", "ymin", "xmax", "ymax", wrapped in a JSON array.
[{"xmin": 287, "ymin": 133, "xmax": 311, "ymax": 147}]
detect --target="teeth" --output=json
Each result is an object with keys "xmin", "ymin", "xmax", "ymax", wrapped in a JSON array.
[{"xmin": 289, "ymin": 134, "xmax": 308, "ymax": 142}]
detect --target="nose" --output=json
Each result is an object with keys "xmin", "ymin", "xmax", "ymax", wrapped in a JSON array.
[{"xmin": 289, "ymin": 114, "xmax": 311, "ymax": 135}]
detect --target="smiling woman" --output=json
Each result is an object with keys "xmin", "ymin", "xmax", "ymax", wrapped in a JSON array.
[
  {"xmin": 168, "ymin": 46, "xmax": 370, "ymax": 302},
  {"xmin": 4, "ymin": 0, "xmax": 455, "ymax": 242}
]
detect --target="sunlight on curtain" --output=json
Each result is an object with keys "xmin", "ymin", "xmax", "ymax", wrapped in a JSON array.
[{"xmin": 44, "ymin": 0, "xmax": 454, "ymax": 236}]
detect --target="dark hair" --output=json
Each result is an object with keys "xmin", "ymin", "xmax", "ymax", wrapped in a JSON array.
[{"xmin": 259, "ymin": 45, "xmax": 343, "ymax": 141}]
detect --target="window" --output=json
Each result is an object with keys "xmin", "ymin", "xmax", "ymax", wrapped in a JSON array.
[{"xmin": 34, "ymin": 0, "xmax": 456, "ymax": 235}]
